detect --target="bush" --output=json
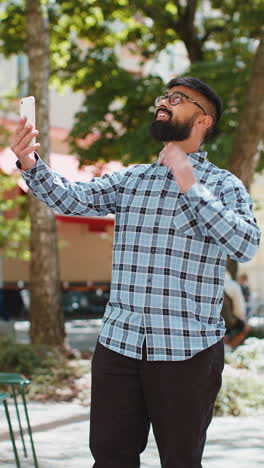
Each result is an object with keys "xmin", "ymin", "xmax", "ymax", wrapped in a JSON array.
[
  {"xmin": 215, "ymin": 338, "xmax": 264, "ymax": 416},
  {"xmin": 225, "ymin": 337, "xmax": 264, "ymax": 373},
  {"xmin": 0, "ymin": 336, "xmax": 49, "ymax": 376},
  {"xmin": 0, "ymin": 337, "xmax": 89, "ymax": 402}
]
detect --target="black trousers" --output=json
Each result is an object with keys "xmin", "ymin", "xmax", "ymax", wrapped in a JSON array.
[{"xmin": 90, "ymin": 338, "xmax": 224, "ymax": 468}]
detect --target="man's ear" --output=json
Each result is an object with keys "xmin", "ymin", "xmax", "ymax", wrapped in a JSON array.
[{"xmin": 200, "ymin": 114, "xmax": 213, "ymax": 130}]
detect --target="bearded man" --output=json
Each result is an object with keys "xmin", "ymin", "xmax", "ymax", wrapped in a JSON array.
[{"xmin": 10, "ymin": 76, "xmax": 260, "ymax": 467}]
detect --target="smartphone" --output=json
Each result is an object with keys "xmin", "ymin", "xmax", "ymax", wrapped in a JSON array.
[{"xmin": 20, "ymin": 96, "xmax": 36, "ymax": 149}]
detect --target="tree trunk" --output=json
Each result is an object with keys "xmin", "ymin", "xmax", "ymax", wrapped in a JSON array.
[
  {"xmin": 228, "ymin": 34, "xmax": 264, "ymax": 189},
  {"xmin": 25, "ymin": 0, "xmax": 64, "ymax": 346},
  {"xmin": 176, "ymin": 0, "xmax": 204, "ymax": 63},
  {"xmin": 227, "ymin": 35, "xmax": 264, "ymax": 279}
]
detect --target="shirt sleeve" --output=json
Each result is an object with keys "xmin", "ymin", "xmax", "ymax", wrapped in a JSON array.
[
  {"xmin": 185, "ymin": 176, "xmax": 261, "ymax": 263},
  {"xmin": 17, "ymin": 155, "xmax": 126, "ymax": 217}
]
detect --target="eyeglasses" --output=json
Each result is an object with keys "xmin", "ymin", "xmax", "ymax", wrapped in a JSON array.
[{"xmin": 155, "ymin": 91, "xmax": 207, "ymax": 115}]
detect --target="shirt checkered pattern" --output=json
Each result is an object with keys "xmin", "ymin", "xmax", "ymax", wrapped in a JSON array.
[{"xmin": 18, "ymin": 152, "xmax": 261, "ymax": 360}]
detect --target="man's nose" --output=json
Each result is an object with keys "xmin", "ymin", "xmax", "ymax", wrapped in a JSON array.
[{"xmin": 159, "ymin": 96, "xmax": 169, "ymax": 105}]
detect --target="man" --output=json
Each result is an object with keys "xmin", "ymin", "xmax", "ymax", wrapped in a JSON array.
[
  {"xmin": 11, "ymin": 77, "xmax": 261, "ymax": 467},
  {"xmin": 238, "ymin": 273, "xmax": 252, "ymax": 317}
]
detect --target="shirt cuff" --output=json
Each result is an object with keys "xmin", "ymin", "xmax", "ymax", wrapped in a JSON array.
[
  {"xmin": 184, "ymin": 182, "xmax": 214, "ymax": 208},
  {"xmin": 16, "ymin": 153, "xmax": 39, "ymax": 172}
]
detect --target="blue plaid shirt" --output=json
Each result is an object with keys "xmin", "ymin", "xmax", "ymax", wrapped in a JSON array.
[{"xmin": 18, "ymin": 152, "xmax": 261, "ymax": 360}]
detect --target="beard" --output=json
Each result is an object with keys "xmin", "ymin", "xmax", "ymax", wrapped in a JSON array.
[{"xmin": 150, "ymin": 113, "xmax": 195, "ymax": 142}]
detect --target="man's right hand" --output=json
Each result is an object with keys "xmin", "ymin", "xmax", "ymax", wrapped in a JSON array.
[{"xmin": 10, "ymin": 116, "xmax": 40, "ymax": 170}]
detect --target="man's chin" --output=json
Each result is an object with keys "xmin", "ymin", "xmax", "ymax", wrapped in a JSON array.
[
  {"xmin": 150, "ymin": 120, "xmax": 188, "ymax": 142},
  {"xmin": 150, "ymin": 120, "xmax": 172, "ymax": 142}
]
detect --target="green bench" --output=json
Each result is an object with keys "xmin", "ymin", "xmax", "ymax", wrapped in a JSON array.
[
  {"xmin": 0, "ymin": 373, "xmax": 38, "ymax": 467},
  {"xmin": 0, "ymin": 391, "xmax": 21, "ymax": 467}
]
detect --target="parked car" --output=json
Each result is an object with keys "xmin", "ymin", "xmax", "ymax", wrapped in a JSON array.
[
  {"xmin": 1, "ymin": 284, "xmax": 110, "ymax": 321},
  {"xmin": 63, "ymin": 288, "xmax": 109, "ymax": 319}
]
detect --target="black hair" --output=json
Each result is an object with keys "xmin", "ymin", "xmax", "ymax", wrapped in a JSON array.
[{"xmin": 166, "ymin": 76, "xmax": 223, "ymax": 138}]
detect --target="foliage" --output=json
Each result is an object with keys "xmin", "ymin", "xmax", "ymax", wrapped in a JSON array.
[
  {"xmin": 0, "ymin": 92, "xmax": 16, "ymax": 149},
  {"xmin": 66, "ymin": 1, "xmax": 264, "ymax": 168},
  {"xmin": 0, "ymin": 172, "xmax": 30, "ymax": 260},
  {"xmin": 188, "ymin": 44, "xmax": 253, "ymax": 168},
  {"xmin": 0, "ymin": 336, "xmax": 89, "ymax": 402},
  {"xmin": 214, "ymin": 365, "xmax": 264, "ymax": 416},
  {"xmin": 69, "ymin": 65, "xmax": 164, "ymax": 164},
  {"xmin": 215, "ymin": 338, "xmax": 264, "ymax": 416},
  {"xmin": 68, "ymin": 39, "xmax": 259, "ymax": 168},
  {"xmin": 0, "ymin": 93, "xmax": 30, "ymax": 259},
  {"xmin": 225, "ymin": 337, "xmax": 264, "ymax": 373},
  {"xmin": 0, "ymin": 336, "xmax": 53, "ymax": 376}
]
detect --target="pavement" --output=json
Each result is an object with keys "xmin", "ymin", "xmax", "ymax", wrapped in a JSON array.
[{"xmin": 0, "ymin": 401, "xmax": 264, "ymax": 467}]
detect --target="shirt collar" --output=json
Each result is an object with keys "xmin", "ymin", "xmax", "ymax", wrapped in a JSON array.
[
  {"xmin": 153, "ymin": 150, "xmax": 207, "ymax": 168},
  {"xmin": 187, "ymin": 151, "xmax": 207, "ymax": 166}
]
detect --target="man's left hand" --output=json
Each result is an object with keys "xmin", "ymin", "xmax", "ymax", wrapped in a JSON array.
[{"xmin": 160, "ymin": 142, "xmax": 197, "ymax": 193}]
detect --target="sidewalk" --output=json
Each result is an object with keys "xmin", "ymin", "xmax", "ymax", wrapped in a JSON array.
[{"xmin": 1, "ymin": 400, "xmax": 264, "ymax": 467}]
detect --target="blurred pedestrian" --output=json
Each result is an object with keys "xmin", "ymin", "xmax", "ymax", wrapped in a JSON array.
[
  {"xmin": 238, "ymin": 273, "xmax": 252, "ymax": 318},
  {"xmin": 0, "ymin": 280, "xmax": 10, "ymax": 321},
  {"xmin": 0, "ymin": 289, "xmax": 9, "ymax": 321}
]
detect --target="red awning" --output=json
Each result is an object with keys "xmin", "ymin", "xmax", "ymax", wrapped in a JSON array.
[{"xmin": 56, "ymin": 214, "xmax": 114, "ymax": 232}]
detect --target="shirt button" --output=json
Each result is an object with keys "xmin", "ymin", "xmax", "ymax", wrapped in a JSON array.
[
  {"xmin": 161, "ymin": 191, "xmax": 166, "ymax": 198},
  {"xmin": 148, "ymin": 277, "xmax": 152, "ymax": 283},
  {"xmin": 150, "ymin": 247, "xmax": 155, "ymax": 253}
]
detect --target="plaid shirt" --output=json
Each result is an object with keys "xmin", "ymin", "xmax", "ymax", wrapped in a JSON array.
[{"xmin": 18, "ymin": 152, "xmax": 261, "ymax": 360}]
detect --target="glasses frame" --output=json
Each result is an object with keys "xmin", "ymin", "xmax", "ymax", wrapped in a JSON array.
[{"xmin": 155, "ymin": 91, "xmax": 208, "ymax": 116}]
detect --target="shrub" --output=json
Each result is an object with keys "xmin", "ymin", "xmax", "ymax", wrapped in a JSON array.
[
  {"xmin": 0, "ymin": 337, "xmax": 89, "ymax": 402},
  {"xmin": 0, "ymin": 336, "xmax": 49, "ymax": 376},
  {"xmin": 215, "ymin": 338, "xmax": 264, "ymax": 416},
  {"xmin": 225, "ymin": 337, "xmax": 264, "ymax": 373}
]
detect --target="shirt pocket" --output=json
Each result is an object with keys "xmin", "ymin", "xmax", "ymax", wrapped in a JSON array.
[{"xmin": 171, "ymin": 194, "xmax": 204, "ymax": 238}]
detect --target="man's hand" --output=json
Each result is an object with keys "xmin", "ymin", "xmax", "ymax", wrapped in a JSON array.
[
  {"xmin": 160, "ymin": 142, "xmax": 196, "ymax": 193},
  {"xmin": 10, "ymin": 116, "xmax": 40, "ymax": 170}
]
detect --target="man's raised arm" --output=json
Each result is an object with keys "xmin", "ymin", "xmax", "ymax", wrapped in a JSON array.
[{"xmin": 10, "ymin": 118, "xmax": 125, "ymax": 217}]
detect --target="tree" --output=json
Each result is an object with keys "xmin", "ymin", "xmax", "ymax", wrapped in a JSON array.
[
  {"xmin": 0, "ymin": 0, "xmax": 65, "ymax": 345},
  {"xmin": 24, "ymin": 0, "xmax": 64, "ymax": 345},
  {"xmin": 0, "ymin": 1, "xmax": 65, "ymax": 345},
  {"xmin": 46, "ymin": 0, "xmax": 262, "ymax": 189}
]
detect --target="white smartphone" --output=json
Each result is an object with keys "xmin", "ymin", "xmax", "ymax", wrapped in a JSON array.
[{"xmin": 20, "ymin": 96, "xmax": 36, "ymax": 148}]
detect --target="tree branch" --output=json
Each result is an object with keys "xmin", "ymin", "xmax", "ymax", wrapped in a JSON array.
[{"xmin": 201, "ymin": 25, "xmax": 226, "ymax": 43}]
